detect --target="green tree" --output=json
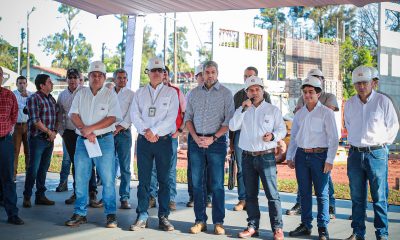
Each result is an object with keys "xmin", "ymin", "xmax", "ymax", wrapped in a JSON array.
[
  {"xmin": 167, "ymin": 26, "xmax": 192, "ymax": 74},
  {"xmin": 39, "ymin": 4, "xmax": 93, "ymax": 72},
  {"xmin": 103, "ymin": 54, "xmax": 121, "ymax": 73},
  {"xmin": 140, "ymin": 26, "xmax": 157, "ymax": 86},
  {"xmin": 0, "ymin": 38, "xmax": 39, "ymax": 72}
]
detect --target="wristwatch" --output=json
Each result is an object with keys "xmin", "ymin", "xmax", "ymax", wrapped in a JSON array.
[
  {"xmin": 213, "ymin": 135, "xmax": 218, "ymax": 141},
  {"xmin": 178, "ymin": 128, "xmax": 183, "ymax": 133}
]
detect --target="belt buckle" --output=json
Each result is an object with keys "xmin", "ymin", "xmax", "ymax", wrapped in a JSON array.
[{"xmin": 304, "ymin": 148, "xmax": 313, "ymax": 153}]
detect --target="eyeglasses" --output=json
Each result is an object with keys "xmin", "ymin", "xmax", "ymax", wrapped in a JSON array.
[{"xmin": 150, "ymin": 68, "xmax": 164, "ymax": 73}]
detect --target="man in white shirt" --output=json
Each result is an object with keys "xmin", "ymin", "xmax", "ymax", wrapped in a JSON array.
[
  {"xmin": 12, "ymin": 76, "xmax": 31, "ymax": 180},
  {"xmin": 130, "ymin": 57, "xmax": 179, "ymax": 232},
  {"xmin": 229, "ymin": 76, "xmax": 286, "ymax": 240},
  {"xmin": 65, "ymin": 61, "xmax": 122, "ymax": 228},
  {"xmin": 286, "ymin": 76, "xmax": 338, "ymax": 240},
  {"xmin": 112, "ymin": 68, "xmax": 134, "ymax": 209},
  {"xmin": 344, "ymin": 66, "xmax": 399, "ymax": 240}
]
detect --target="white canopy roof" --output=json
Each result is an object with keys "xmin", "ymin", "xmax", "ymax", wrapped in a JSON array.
[{"xmin": 55, "ymin": 0, "xmax": 384, "ymax": 17}]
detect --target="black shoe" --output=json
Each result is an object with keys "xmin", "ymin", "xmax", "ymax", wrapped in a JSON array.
[
  {"xmin": 206, "ymin": 196, "xmax": 212, "ymax": 208},
  {"xmin": 130, "ymin": 219, "xmax": 148, "ymax": 231},
  {"xmin": 65, "ymin": 214, "xmax": 87, "ymax": 227},
  {"xmin": 65, "ymin": 193, "xmax": 76, "ymax": 205},
  {"xmin": 106, "ymin": 214, "xmax": 117, "ymax": 228},
  {"xmin": 159, "ymin": 216, "xmax": 174, "ymax": 231},
  {"xmin": 56, "ymin": 181, "xmax": 68, "ymax": 192},
  {"xmin": 289, "ymin": 223, "xmax": 311, "ymax": 237},
  {"xmin": 0, "ymin": 200, "xmax": 4, "ymax": 207},
  {"xmin": 286, "ymin": 203, "xmax": 301, "ymax": 215},
  {"xmin": 344, "ymin": 233, "xmax": 365, "ymax": 240},
  {"xmin": 318, "ymin": 227, "xmax": 329, "ymax": 240},
  {"xmin": 186, "ymin": 196, "xmax": 194, "ymax": 207},
  {"xmin": 329, "ymin": 206, "xmax": 335, "ymax": 219},
  {"xmin": 7, "ymin": 215, "xmax": 24, "ymax": 225},
  {"xmin": 149, "ymin": 197, "xmax": 157, "ymax": 209},
  {"xmin": 120, "ymin": 200, "xmax": 131, "ymax": 209},
  {"xmin": 35, "ymin": 195, "xmax": 55, "ymax": 205}
]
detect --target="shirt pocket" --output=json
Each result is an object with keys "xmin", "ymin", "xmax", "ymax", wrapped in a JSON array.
[
  {"xmin": 261, "ymin": 115, "xmax": 274, "ymax": 133},
  {"xmin": 367, "ymin": 110, "xmax": 385, "ymax": 132},
  {"xmin": 159, "ymin": 96, "xmax": 170, "ymax": 110},
  {"xmin": 311, "ymin": 117, "xmax": 323, "ymax": 133},
  {"xmin": 97, "ymin": 103, "xmax": 109, "ymax": 117}
]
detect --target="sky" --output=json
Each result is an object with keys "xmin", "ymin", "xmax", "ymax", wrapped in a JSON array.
[{"xmin": 0, "ymin": 0, "xmax": 260, "ymax": 68}]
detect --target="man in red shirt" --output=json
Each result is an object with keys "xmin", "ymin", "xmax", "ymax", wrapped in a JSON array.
[{"xmin": 0, "ymin": 66, "xmax": 24, "ymax": 225}]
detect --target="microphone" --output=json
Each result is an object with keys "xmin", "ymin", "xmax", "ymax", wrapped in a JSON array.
[{"xmin": 242, "ymin": 97, "xmax": 255, "ymax": 113}]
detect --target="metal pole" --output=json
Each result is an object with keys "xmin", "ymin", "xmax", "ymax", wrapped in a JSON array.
[
  {"xmin": 26, "ymin": 7, "xmax": 35, "ymax": 81},
  {"xmin": 163, "ymin": 13, "xmax": 168, "ymax": 67},
  {"xmin": 173, "ymin": 12, "xmax": 178, "ymax": 84}
]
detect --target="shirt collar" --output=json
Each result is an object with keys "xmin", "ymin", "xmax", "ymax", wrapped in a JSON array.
[
  {"xmin": 357, "ymin": 89, "xmax": 375, "ymax": 104},
  {"xmin": 201, "ymin": 81, "xmax": 220, "ymax": 91}
]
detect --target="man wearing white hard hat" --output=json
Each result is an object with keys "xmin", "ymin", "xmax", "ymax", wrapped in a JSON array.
[
  {"xmin": 130, "ymin": 57, "xmax": 179, "ymax": 232},
  {"xmin": 65, "ymin": 61, "xmax": 122, "ymax": 228},
  {"xmin": 288, "ymin": 69, "xmax": 339, "ymax": 219},
  {"xmin": 229, "ymin": 76, "xmax": 286, "ymax": 239},
  {"xmin": 287, "ymin": 76, "xmax": 338, "ymax": 240},
  {"xmin": 344, "ymin": 66, "xmax": 398, "ymax": 240}
]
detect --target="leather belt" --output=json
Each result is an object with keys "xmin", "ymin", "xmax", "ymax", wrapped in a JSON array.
[
  {"xmin": 350, "ymin": 145, "xmax": 384, "ymax": 152},
  {"xmin": 243, "ymin": 149, "xmax": 275, "ymax": 156},
  {"xmin": 16, "ymin": 122, "xmax": 27, "ymax": 125},
  {"xmin": 195, "ymin": 132, "xmax": 214, "ymax": 137},
  {"xmin": 81, "ymin": 132, "xmax": 112, "ymax": 139},
  {"xmin": 299, "ymin": 147, "xmax": 328, "ymax": 153}
]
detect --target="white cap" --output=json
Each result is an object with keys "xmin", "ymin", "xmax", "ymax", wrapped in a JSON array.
[
  {"xmin": 369, "ymin": 66, "xmax": 379, "ymax": 80},
  {"xmin": 245, "ymin": 76, "xmax": 264, "ymax": 89},
  {"xmin": 302, "ymin": 76, "xmax": 322, "ymax": 89},
  {"xmin": 195, "ymin": 64, "xmax": 203, "ymax": 76},
  {"xmin": 307, "ymin": 69, "xmax": 324, "ymax": 78},
  {"xmin": 146, "ymin": 57, "xmax": 165, "ymax": 70},
  {"xmin": 352, "ymin": 66, "xmax": 372, "ymax": 83},
  {"xmin": 88, "ymin": 61, "xmax": 106, "ymax": 74}
]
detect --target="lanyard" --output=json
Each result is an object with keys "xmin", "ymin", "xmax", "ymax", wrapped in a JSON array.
[{"xmin": 148, "ymin": 84, "xmax": 163, "ymax": 106}]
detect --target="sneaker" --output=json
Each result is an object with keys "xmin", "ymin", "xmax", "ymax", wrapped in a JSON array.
[
  {"xmin": 106, "ymin": 214, "xmax": 118, "ymax": 228},
  {"xmin": 56, "ymin": 181, "xmax": 68, "ymax": 192},
  {"xmin": 35, "ymin": 195, "xmax": 55, "ymax": 205},
  {"xmin": 149, "ymin": 196, "xmax": 157, "ymax": 209},
  {"xmin": 186, "ymin": 197, "xmax": 194, "ymax": 207},
  {"xmin": 7, "ymin": 215, "xmax": 24, "ymax": 225},
  {"xmin": 169, "ymin": 201, "xmax": 177, "ymax": 211},
  {"xmin": 130, "ymin": 219, "xmax": 148, "ymax": 231},
  {"xmin": 233, "ymin": 200, "xmax": 246, "ymax": 211},
  {"xmin": 189, "ymin": 222, "xmax": 207, "ymax": 234},
  {"xmin": 238, "ymin": 227, "xmax": 259, "ymax": 238},
  {"xmin": 274, "ymin": 228, "xmax": 284, "ymax": 240},
  {"xmin": 65, "ymin": 193, "xmax": 76, "ymax": 205},
  {"xmin": 329, "ymin": 206, "xmax": 336, "ymax": 219},
  {"xmin": 65, "ymin": 214, "xmax": 87, "ymax": 227},
  {"xmin": 289, "ymin": 223, "xmax": 311, "ymax": 237},
  {"xmin": 23, "ymin": 197, "xmax": 31, "ymax": 208},
  {"xmin": 159, "ymin": 216, "xmax": 174, "ymax": 231},
  {"xmin": 318, "ymin": 227, "xmax": 329, "ymax": 240},
  {"xmin": 214, "ymin": 224, "xmax": 225, "ymax": 235},
  {"xmin": 286, "ymin": 203, "xmax": 301, "ymax": 215}
]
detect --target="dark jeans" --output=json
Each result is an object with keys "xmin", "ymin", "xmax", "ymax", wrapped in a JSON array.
[
  {"xmin": 295, "ymin": 148, "xmax": 330, "ymax": 229},
  {"xmin": 233, "ymin": 131, "xmax": 246, "ymax": 201},
  {"xmin": 62, "ymin": 129, "xmax": 97, "ymax": 193},
  {"xmin": 189, "ymin": 134, "xmax": 227, "ymax": 224},
  {"xmin": 23, "ymin": 135, "xmax": 54, "ymax": 198},
  {"xmin": 114, "ymin": 129, "xmax": 132, "ymax": 201},
  {"xmin": 295, "ymin": 173, "xmax": 335, "ymax": 209},
  {"xmin": 136, "ymin": 134, "xmax": 173, "ymax": 221},
  {"xmin": 242, "ymin": 152, "xmax": 282, "ymax": 231},
  {"xmin": 0, "ymin": 134, "xmax": 19, "ymax": 217}
]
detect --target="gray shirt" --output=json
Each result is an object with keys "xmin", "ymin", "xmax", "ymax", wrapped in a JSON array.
[
  {"xmin": 296, "ymin": 91, "xmax": 339, "ymax": 111},
  {"xmin": 184, "ymin": 81, "xmax": 234, "ymax": 135}
]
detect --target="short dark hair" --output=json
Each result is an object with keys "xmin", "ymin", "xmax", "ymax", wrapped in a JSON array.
[
  {"xmin": 34, "ymin": 74, "xmax": 50, "ymax": 91},
  {"xmin": 164, "ymin": 66, "xmax": 170, "ymax": 75},
  {"xmin": 245, "ymin": 66, "xmax": 258, "ymax": 76},
  {"xmin": 16, "ymin": 75, "xmax": 27, "ymax": 83},
  {"xmin": 301, "ymin": 84, "xmax": 322, "ymax": 94},
  {"xmin": 113, "ymin": 68, "xmax": 128, "ymax": 79},
  {"xmin": 203, "ymin": 60, "xmax": 218, "ymax": 73}
]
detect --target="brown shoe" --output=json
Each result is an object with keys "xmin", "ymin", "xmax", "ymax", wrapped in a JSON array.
[
  {"xmin": 274, "ymin": 228, "xmax": 284, "ymax": 240},
  {"xmin": 35, "ymin": 196, "xmax": 55, "ymax": 205},
  {"xmin": 23, "ymin": 197, "xmax": 31, "ymax": 208},
  {"xmin": 233, "ymin": 200, "xmax": 246, "ymax": 211},
  {"xmin": 149, "ymin": 196, "xmax": 157, "ymax": 209},
  {"xmin": 65, "ymin": 193, "xmax": 76, "ymax": 205},
  {"xmin": 65, "ymin": 214, "xmax": 87, "ymax": 227},
  {"xmin": 169, "ymin": 201, "xmax": 177, "ymax": 211},
  {"xmin": 120, "ymin": 200, "xmax": 131, "ymax": 209},
  {"xmin": 90, "ymin": 198, "xmax": 103, "ymax": 208},
  {"xmin": 189, "ymin": 222, "xmax": 207, "ymax": 234},
  {"xmin": 214, "ymin": 224, "xmax": 225, "ymax": 235},
  {"xmin": 238, "ymin": 227, "xmax": 259, "ymax": 238},
  {"xmin": 89, "ymin": 191, "xmax": 101, "ymax": 207},
  {"xmin": 106, "ymin": 214, "xmax": 118, "ymax": 228}
]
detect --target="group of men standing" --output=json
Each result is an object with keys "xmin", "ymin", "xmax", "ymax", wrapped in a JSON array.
[{"xmin": 0, "ymin": 58, "xmax": 398, "ymax": 240}]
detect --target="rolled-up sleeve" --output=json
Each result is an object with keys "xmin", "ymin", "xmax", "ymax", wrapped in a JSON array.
[
  {"xmin": 184, "ymin": 96, "xmax": 194, "ymax": 124},
  {"xmin": 68, "ymin": 91, "xmax": 81, "ymax": 117},
  {"xmin": 107, "ymin": 92, "xmax": 122, "ymax": 122}
]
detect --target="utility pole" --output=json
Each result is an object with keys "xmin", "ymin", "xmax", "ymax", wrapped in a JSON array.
[
  {"xmin": 101, "ymin": 43, "xmax": 106, "ymax": 62},
  {"xmin": 173, "ymin": 12, "xmax": 178, "ymax": 84},
  {"xmin": 26, "ymin": 7, "xmax": 35, "ymax": 81},
  {"xmin": 18, "ymin": 28, "xmax": 25, "ymax": 75},
  {"xmin": 163, "ymin": 13, "xmax": 168, "ymax": 67}
]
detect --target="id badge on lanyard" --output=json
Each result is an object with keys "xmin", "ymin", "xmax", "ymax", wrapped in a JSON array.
[{"xmin": 148, "ymin": 106, "xmax": 156, "ymax": 117}]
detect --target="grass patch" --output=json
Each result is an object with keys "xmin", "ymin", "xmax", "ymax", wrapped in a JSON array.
[{"xmin": 17, "ymin": 155, "xmax": 400, "ymax": 205}]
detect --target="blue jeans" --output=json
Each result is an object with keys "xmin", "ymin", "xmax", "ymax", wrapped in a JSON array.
[
  {"xmin": 0, "ymin": 134, "xmax": 19, "ymax": 217},
  {"xmin": 189, "ymin": 134, "xmax": 227, "ymax": 224},
  {"xmin": 233, "ymin": 131, "xmax": 246, "ymax": 201},
  {"xmin": 150, "ymin": 137, "xmax": 178, "ymax": 201},
  {"xmin": 23, "ymin": 135, "xmax": 54, "ymax": 198},
  {"xmin": 136, "ymin": 134, "xmax": 172, "ymax": 220},
  {"xmin": 295, "ymin": 148, "xmax": 330, "ymax": 229},
  {"xmin": 59, "ymin": 140, "xmax": 71, "ymax": 183},
  {"xmin": 74, "ymin": 134, "xmax": 116, "ymax": 216},
  {"xmin": 242, "ymin": 152, "xmax": 282, "ymax": 231},
  {"xmin": 347, "ymin": 147, "xmax": 389, "ymax": 239},
  {"xmin": 114, "ymin": 129, "xmax": 132, "ymax": 201}
]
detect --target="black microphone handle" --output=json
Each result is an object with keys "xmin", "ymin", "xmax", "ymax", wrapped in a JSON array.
[{"xmin": 242, "ymin": 98, "xmax": 255, "ymax": 113}]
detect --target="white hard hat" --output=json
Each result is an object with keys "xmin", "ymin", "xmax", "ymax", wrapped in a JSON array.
[
  {"xmin": 195, "ymin": 64, "xmax": 203, "ymax": 76},
  {"xmin": 307, "ymin": 69, "xmax": 324, "ymax": 78},
  {"xmin": 245, "ymin": 76, "xmax": 264, "ymax": 89},
  {"xmin": 88, "ymin": 61, "xmax": 106, "ymax": 74},
  {"xmin": 369, "ymin": 66, "xmax": 379, "ymax": 80},
  {"xmin": 302, "ymin": 76, "xmax": 322, "ymax": 89},
  {"xmin": 146, "ymin": 57, "xmax": 165, "ymax": 70},
  {"xmin": 352, "ymin": 66, "xmax": 372, "ymax": 84}
]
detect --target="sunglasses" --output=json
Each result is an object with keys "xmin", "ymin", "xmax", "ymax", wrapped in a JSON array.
[{"xmin": 150, "ymin": 68, "xmax": 164, "ymax": 73}]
